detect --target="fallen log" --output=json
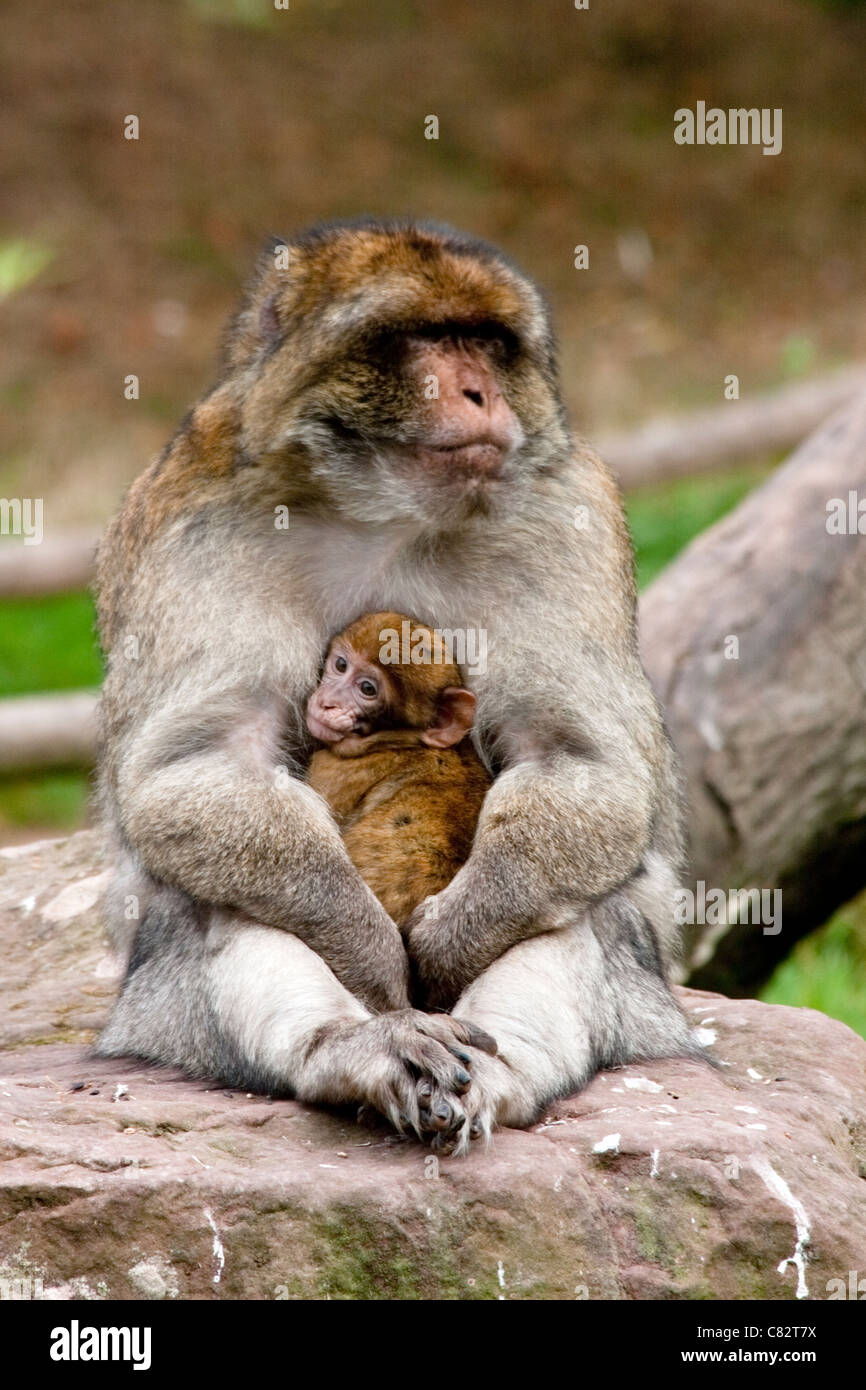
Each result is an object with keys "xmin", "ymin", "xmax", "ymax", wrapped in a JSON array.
[
  {"xmin": 599, "ymin": 363, "xmax": 866, "ymax": 487},
  {"xmin": 640, "ymin": 391, "xmax": 866, "ymax": 994},
  {"xmin": 0, "ymin": 528, "xmax": 100, "ymax": 598},
  {"xmin": 0, "ymin": 691, "xmax": 98, "ymax": 772}
]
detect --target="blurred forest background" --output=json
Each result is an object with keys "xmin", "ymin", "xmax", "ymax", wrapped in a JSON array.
[{"xmin": 1, "ymin": 0, "xmax": 864, "ymax": 1029}]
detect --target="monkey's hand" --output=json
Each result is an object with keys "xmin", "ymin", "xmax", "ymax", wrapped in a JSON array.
[
  {"xmin": 407, "ymin": 733, "xmax": 659, "ymax": 1009},
  {"xmin": 404, "ymin": 878, "xmax": 520, "ymax": 1012},
  {"xmin": 406, "ymin": 926, "xmax": 461, "ymax": 1013}
]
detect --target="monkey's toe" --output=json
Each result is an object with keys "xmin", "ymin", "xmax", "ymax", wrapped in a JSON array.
[
  {"xmin": 415, "ymin": 1077, "xmax": 469, "ymax": 1139},
  {"xmin": 457, "ymin": 1022, "xmax": 498, "ymax": 1056},
  {"xmin": 429, "ymin": 1110, "xmax": 475, "ymax": 1154},
  {"xmin": 450, "ymin": 1061, "xmax": 501, "ymax": 1154},
  {"xmin": 424, "ymin": 1102, "xmax": 466, "ymax": 1144},
  {"xmin": 422, "ymin": 1097, "xmax": 462, "ymax": 1135}
]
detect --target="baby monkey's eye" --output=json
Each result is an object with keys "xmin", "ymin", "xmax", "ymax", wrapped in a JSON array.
[
  {"xmin": 358, "ymin": 679, "xmax": 378, "ymax": 699},
  {"xmin": 334, "ymin": 655, "xmax": 348, "ymax": 673}
]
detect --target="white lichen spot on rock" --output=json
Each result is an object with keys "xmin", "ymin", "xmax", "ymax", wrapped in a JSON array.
[
  {"xmin": 751, "ymin": 1157, "xmax": 810, "ymax": 1299},
  {"xmin": 747, "ymin": 1067, "xmax": 763, "ymax": 1080},
  {"xmin": 42, "ymin": 1277, "xmax": 103, "ymax": 1300},
  {"xmin": 650, "ymin": 1149, "xmax": 660, "ymax": 1177},
  {"xmin": 593, "ymin": 1133, "xmax": 620, "ymax": 1155},
  {"xmin": 94, "ymin": 953, "xmax": 124, "ymax": 981},
  {"xmin": 40, "ymin": 872, "xmax": 110, "ymax": 924},
  {"xmin": 624, "ymin": 1077, "xmax": 663, "ymax": 1093},
  {"xmin": 694, "ymin": 1027, "xmax": 717, "ymax": 1046},
  {"xmin": 128, "ymin": 1257, "xmax": 179, "ymax": 1300},
  {"xmin": 697, "ymin": 714, "xmax": 724, "ymax": 752},
  {"xmin": 735, "ymin": 1105, "xmax": 759, "ymax": 1114},
  {"xmin": 204, "ymin": 1209, "xmax": 225, "ymax": 1286}
]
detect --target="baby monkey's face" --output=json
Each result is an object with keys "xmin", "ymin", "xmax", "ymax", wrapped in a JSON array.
[
  {"xmin": 306, "ymin": 640, "xmax": 390, "ymax": 745},
  {"xmin": 306, "ymin": 613, "xmax": 478, "ymax": 750}
]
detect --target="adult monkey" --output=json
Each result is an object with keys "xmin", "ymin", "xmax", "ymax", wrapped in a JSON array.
[{"xmin": 96, "ymin": 219, "xmax": 700, "ymax": 1154}]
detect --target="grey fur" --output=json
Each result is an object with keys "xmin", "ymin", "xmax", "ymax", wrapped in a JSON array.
[{"xmin": 96, "ymin": 219, "xmax": 705, "ymax": 1153}]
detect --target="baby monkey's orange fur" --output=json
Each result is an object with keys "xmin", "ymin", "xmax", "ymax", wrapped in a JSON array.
[{"xmin": 305, "ymin": 612, "xmax": 491, "ymax": 930}]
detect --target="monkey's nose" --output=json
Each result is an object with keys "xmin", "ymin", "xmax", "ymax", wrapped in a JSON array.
[{"xmin": 455, "ymin": 378, "xmax": 514, "ymax": 450}]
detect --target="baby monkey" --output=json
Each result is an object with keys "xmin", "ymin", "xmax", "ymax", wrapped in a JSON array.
[{"xmin": 305, "ymin": 611, "xmax": 491, "ymax": 931}]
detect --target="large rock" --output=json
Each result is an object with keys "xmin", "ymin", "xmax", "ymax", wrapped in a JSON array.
[{"xmin": 1, "ymin": 832, "xmax": 864, "ymax": 1301}]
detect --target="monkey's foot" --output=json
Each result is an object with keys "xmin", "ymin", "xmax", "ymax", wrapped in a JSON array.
[
  {"xmin": 425, "ymin": 1045, "xmax": 513, "ymax": 1157},
  {"xmin": 359, "ymin": 1011, "xmax": 496, "ymax": 1151}
]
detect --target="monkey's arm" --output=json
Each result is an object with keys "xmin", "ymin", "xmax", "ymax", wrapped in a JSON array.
[
  {"xmin": 407, "ymin": 742, "xmax": 659, "ymax": 1009},
  {"xmin": 109, "ymin": 691, "xmax": 411, "ymax": 1014},
  {"xmin": 407, "ymin": 550, "xmax": 669, "ymax": 1011}
]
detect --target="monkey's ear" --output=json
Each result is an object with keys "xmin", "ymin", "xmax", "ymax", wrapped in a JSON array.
[
  {"xmin": 258, "ymin": 291, "xmax": 281, "ymax": 348},
  {"xmin": 421, "ymin": 688, "xmax": 476, "ymax": 749},
  {"xmin": 223, "ymin": 238, "xmax": 291, "ymax": 367}
]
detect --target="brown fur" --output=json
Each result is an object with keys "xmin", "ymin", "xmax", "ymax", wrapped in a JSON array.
[{"xmin": 306, "ymin": 612, "xmax": 492, "ymax": 928}]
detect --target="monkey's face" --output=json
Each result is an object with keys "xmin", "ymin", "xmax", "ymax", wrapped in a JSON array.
[
  {"xmin": 306, "ymin": 611, "xmax": 477, "ymax": 750},
  {"xmin": 233, "ymin": 221, "xmax": 572, "ymax": 526},
  {"xmin": 306, "ymin": 641, "xmax": 391, "ymax": 743}
]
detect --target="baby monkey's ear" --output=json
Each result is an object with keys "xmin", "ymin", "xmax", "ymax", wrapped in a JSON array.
[{"xmin": 421, "ymin": 688, "xmax": 476, "ymax": 749}]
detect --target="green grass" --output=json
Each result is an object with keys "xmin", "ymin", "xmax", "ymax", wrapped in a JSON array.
[
  {"xmin": 626, "ymin": 464, "xmax": 772, "ymax": 591},
  {"xmin": 0, "ymin": 238, "xmax": 53, "ymax": 299},
  {"xmin": 0, "ymin": 590, "xmax": 100, "ymax": 832},
  {"xmin": 761, "ymin": 900, "xmax": 866, "ymax": 1039},
  {"xmin": 0, "ymin": 770, "xmax": 92, "ymax": 830},
  {"xmin": 0, "ymin": 591, "xmax": 102, "ymax": 695}
]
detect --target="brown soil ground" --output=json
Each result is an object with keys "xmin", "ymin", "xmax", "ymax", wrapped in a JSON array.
[{"xmin": 1, "ymin": 0, "xmax": 865, "ymax": 522}]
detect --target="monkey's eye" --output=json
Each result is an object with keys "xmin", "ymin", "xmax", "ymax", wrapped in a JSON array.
[
  {"xmin": 334, "ymin": 655, "xmax": 348, "ymax": 673},
  {"xmin": 358, "ymin": 679, "xmax": 378, "ymax": 699}
]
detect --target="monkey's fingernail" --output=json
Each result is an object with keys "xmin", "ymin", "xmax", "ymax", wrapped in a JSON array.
[
  {"xmin": 455, "ymin": 1067, "xmax": 471, "ymax": 1090},
  {"xmin": 452, "ymin": 1048, "xmax": 472, "ymax": 1065},
  {"xmin": 469, "ymin": 1121, "xmax": 482, "ymax": 1139},
  {"xmin": 470, "ymin": 1028, "xmax": 498, "ymax": 1055},
  {"xmin": 418, "ymin": 1080, "xmax": 433, "ymax": 1100}
]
